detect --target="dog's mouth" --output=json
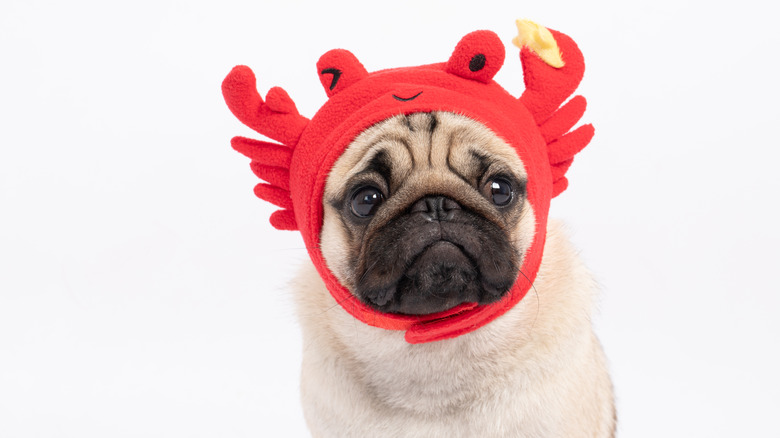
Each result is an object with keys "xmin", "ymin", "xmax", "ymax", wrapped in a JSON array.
[
  {"xmin": 391, "ymin": 241, "xmax": 483, "ymax": 315},
  {"xmin": 354, "ymin": 203, "xmax": 519, "ymax": 316}
]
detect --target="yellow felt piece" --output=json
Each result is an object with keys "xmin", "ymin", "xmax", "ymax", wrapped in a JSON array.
[{"xmin": 512, "ymin": 19, "xmax": 565, "ymax": 68}]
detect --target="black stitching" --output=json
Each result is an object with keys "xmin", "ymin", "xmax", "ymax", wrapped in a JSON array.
[
  {"xmin": 320, "ymin": 68, "xmax": 342, "ymax": 90},
  {"xmin": 392, "ymin": 91, "xmax": 423, "ymax": 102}
]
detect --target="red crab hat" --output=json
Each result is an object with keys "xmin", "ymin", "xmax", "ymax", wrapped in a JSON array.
[{"xmin": 222, "ymin": 20, "xmax": 594, "ymax": 344}]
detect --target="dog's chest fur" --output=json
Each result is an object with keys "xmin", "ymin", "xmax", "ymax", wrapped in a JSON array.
[{"xmin": 293, "ymin": 222, "xmax": 615, "ymax": 438}]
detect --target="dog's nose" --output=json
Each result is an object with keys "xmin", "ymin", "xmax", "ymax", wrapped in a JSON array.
[{"xmin": 409, "ymin": 195, "xmax": 461, "ymax": 221}]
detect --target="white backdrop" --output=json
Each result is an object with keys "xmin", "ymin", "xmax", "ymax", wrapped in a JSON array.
[{"xmin": 1, "ymin": 0, "xmax": 778, "ymax": 437}]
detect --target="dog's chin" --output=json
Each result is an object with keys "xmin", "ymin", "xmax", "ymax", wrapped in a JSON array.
[{"xmin": 388, "ymin": 241, "xmax": 483, "ymax": 315}]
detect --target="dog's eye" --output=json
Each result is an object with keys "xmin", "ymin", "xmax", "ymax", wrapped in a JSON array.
[
  {"xmin": 350, "ymin": 186, "xmax": 384, "ymax": 217},
  {"xmin": 489, "ymin": 178, "xmax": 513, "ymax": 206}
]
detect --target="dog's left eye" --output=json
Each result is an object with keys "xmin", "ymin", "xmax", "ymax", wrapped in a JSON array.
[
  {"xmin": 350, "ymin": 186, "xmax": 384, "ymax": 217},
  {"xmin": 489, "ymin": 178, "xmax": 513, "ymax": 206}
]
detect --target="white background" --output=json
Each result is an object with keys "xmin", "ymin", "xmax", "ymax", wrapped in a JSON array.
[{"xmin": 1, "ymin": 0, "xmax": 778, "ymax": 437}]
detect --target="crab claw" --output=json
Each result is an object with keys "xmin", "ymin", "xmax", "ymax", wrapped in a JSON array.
[
  {"xmin": 515, "ymin": 20, "xmax": 586, "ymax": 124},
  {"xmin": 222, "ymin": 65, "xmax": 310, "ymax": 147}
]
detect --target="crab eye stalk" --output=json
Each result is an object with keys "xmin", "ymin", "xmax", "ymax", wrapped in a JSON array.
[
  {"xmin": 446, "ymin": 30, "xmax": 505, "ymax": 83},
  {"xmin": 350, "ymin": 186, "xmax": 384, "ymax": 217},
  {"xmin": 488, "ymin": 178, "xmax": 513, "ymax": 206}
]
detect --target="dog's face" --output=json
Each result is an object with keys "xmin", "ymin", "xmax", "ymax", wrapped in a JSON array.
[{"xmin": 321, "ymin": 112, "xmax": 536, "ymax": 315}]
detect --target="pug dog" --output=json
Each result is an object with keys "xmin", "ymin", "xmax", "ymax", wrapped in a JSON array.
[
  {"xmin": 292, "ymin": 112, "xmax": 615, "ymax": 438},
  {"xmin": 222, "ymin": 20, "xmax": 614, "ymax": 438}
]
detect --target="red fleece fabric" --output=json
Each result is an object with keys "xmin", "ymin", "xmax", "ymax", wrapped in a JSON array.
[
  {"xmin": 539, "ymin": 95, "xmax": 587, "ymax": 143},
  {"xmin": 222, "ymin": 28, "xmax": 594, "ymax": 343}
]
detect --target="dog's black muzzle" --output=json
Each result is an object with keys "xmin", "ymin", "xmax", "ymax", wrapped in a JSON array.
[{"xmin": 356, "ymin": 195, "xmax": 519, "ymax": 315}]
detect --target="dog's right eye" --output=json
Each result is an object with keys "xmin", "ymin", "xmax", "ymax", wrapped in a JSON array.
[
  {"xmin": 488, "ymin": 177, "xmax": 513, "ymax": 207},
  {"xmin": 350, "ymin": 186, "xmax": 384, "ymax": 217}
]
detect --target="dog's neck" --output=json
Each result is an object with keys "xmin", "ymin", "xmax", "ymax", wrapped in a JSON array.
[{"xmin": 293, "ymin": 221, "xmax": 614, "ymax": 436}]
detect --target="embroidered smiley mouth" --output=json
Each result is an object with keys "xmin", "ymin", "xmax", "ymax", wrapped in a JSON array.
[{"xmin": 392, "ymin": 91, "xmax": 423, "ymax": 102}]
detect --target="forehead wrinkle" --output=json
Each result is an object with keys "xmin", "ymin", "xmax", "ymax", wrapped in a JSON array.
[
  {"xmin": 325, "ymin": 111, "xmax": 528, "ymax": 204},
  {"xmin": 325, "ymin": 115, "xmax": 419, "ymax": 202},
  {"xmin": 339, "ymin": 135, "xmax": 411, "ymax": 182},
  {"xmin": 434, "ymin": 111, "xmax": 527, "ymax": 173},
  {"xmin": 427, "ymin": 119, "xmax": 456, "ymax": 169},
  {"xmin": 404, "ymin": 113, "xmax": 437, "ymax": 168},
  {"xmin": 437, "ymin": 126, "xmax": 488, "ymax": 184},
  {"xmin": 457, "ymin": 134, "xmax": 528, "ymax": 182},
  {"xmin": 382, "ymin": 140, "xmax": 414, "ymax": 191}
]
